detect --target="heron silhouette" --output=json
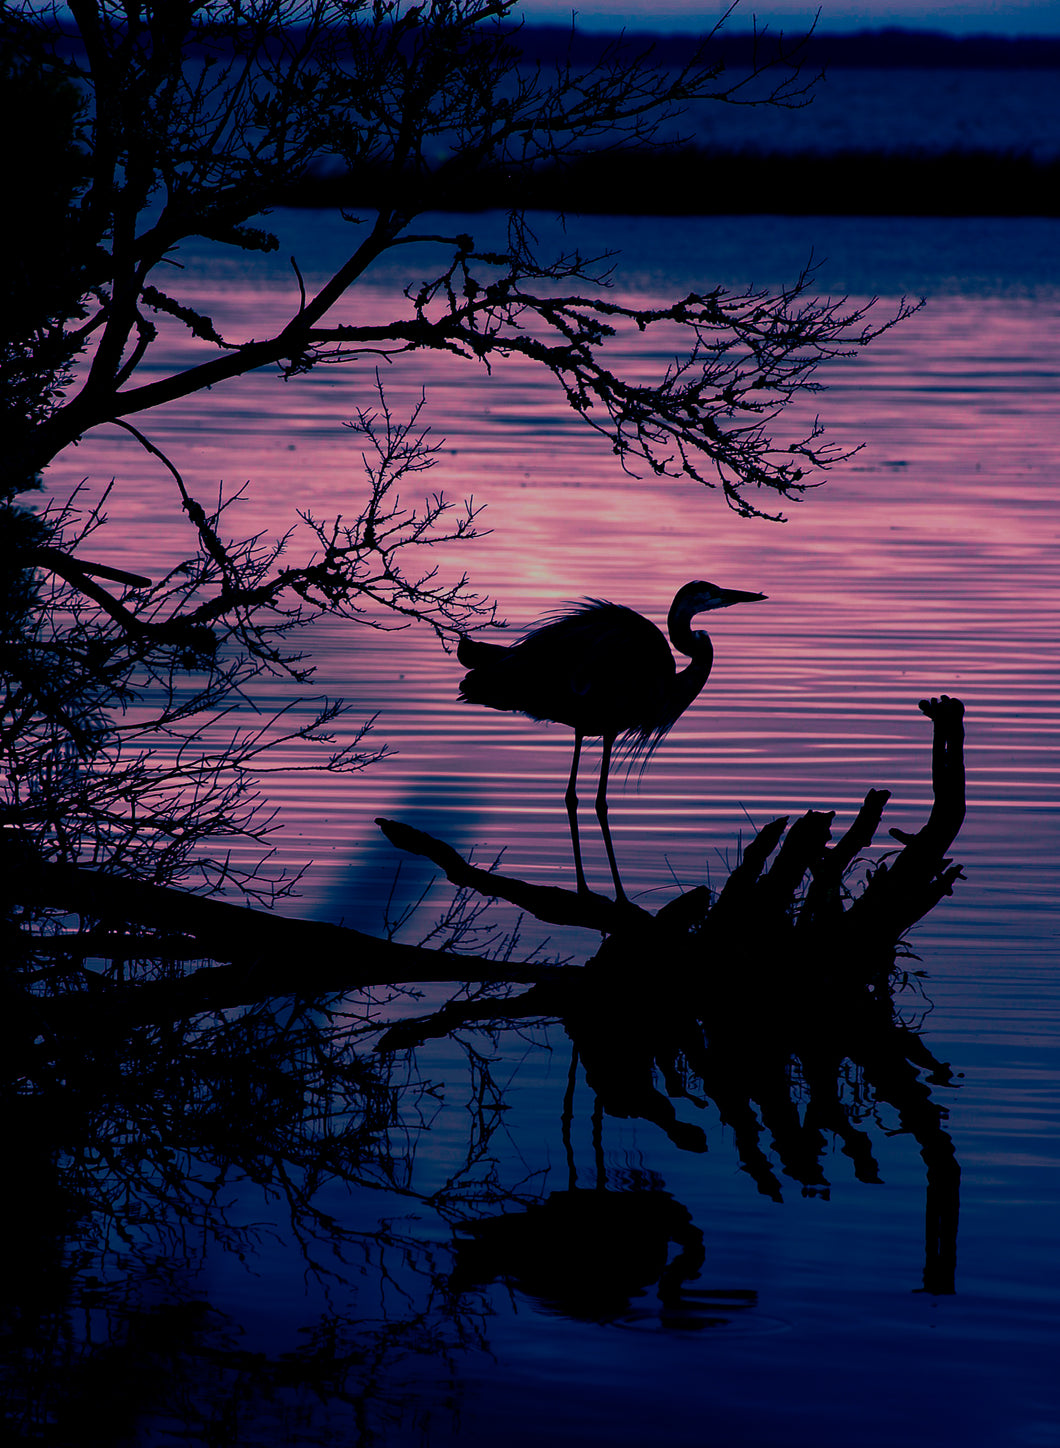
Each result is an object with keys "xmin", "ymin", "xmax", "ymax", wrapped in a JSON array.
[{"xmin": 457, "ymin": 581, "xmax": 766, "ymax": 902}]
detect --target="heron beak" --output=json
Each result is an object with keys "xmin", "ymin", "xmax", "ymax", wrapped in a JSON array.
[{"xmin": 715, "ymin": 588, "xmax": 767, "ymax": 609}]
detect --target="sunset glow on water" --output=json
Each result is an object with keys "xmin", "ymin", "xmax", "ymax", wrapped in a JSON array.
[
  {"xmin": 38, "ymin": 209, "xmax": 1060, "ymax": 1445},
  {"xmin": 46, "ymin": 214, "xmax": 1060, "ymax": 944}
]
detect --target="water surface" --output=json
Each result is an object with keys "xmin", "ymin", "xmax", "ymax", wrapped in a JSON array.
[{"xmin": 37, "ymin": 209, "xmax": 1060, "ymax": 1446}]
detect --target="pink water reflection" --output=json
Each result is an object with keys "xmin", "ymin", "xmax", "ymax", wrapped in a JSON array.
[{"xmin": 40, "ymin": 217, "xmax": 1060, "ymax": 947}]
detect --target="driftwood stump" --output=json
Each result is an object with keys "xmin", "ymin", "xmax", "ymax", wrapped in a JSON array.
[{"xmin": 376, "ymin": 695, "xmax": 966, "ymax": 990}]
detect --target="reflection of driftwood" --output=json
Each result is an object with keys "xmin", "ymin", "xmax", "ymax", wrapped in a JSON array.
[
  {"xmin": 374, "ymin": 698, "xmax": 966, "ymax": 1294},
  {"xmin": 462, "ymin": 982, "xmax": 959, "ymax": 1295},
  {"xmin": 377, "ymin": 919, "xmax": 962, "ymax": 1293}
]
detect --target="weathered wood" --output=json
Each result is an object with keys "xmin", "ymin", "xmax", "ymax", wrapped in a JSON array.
[
  {"xmin": 705, "ymin": 815, "xmax": 789, "ymax": 929},
  {"xmin": 800, "ymin": 789, "xmax": 891, "ymax": 929},
  {"xmin": 653, "ymin": 884, "xmax": 713, "ymax": 934},
  {"xmin": 832, "ymin": 788, "xmax": 893, "ymax": 872},
  {"xmin": 758, "ymin": 809, "xmax": 834, "ymax": 911},
  {"xmin": 843, "ymin": 696, "xmax": 965, "ymax": 944}
]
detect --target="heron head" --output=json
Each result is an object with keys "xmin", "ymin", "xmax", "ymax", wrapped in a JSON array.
[
  {"xmin": 665, "ymin": 581, "xmax": 766, "ymax": 657},
  {"xmin": 676, "ymin": 580, "xmax": 768, "ymax": 617}
]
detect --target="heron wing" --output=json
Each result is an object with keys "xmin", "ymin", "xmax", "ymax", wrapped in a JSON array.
[{"xmin": 459, "ymin": 599, "xmax": 675, "ymax": 738}]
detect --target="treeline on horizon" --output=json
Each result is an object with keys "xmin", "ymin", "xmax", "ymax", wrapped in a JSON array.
[
  {"xmin": 285, "ymin": 148, "xmax": 1060, "ymax": 220},
  {"xmin": 286, "ymin": 24, "xmax": 1060, "ymax": 218}
]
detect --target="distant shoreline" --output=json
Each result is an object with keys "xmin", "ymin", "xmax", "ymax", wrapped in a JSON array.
[
  {"xmin": 507, "ymin": 26, "xmax": 1060, "ymax": 71},
  {"xmin": 47, "ymin": 17, "xmax": 1060, "ymax": 217},
  {"xmin": 282, "ymin": 148, "xmax": 1060, "ymax": 219},
  {"xmin": 50, "ymin": 22, "xmax": 1060, "ymax": 69}
]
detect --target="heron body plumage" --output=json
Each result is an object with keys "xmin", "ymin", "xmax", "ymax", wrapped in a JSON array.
[
  {"xmin": 459, "ymin": 600, "xmax": 707, "ymax": 751},
  {"xmin": 456, "ymin": 581, "xmax": 766, "ymax": 901}
]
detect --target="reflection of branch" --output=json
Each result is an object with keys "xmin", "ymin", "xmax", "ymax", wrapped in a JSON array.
[
  {"xmin": 375, "ymin": 983, "xmax": 558, "ymax": 1052},
  {"xmin": 854, "ymin": 1014, "xmax": 961, "ymax": 1295}
]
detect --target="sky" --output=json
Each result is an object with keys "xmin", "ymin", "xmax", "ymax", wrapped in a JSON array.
[{"xmin": 516, "ymin": 0, "xmax": 1060, "ymax": 34}]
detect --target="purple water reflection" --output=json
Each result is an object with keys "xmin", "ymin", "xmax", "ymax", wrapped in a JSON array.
[
  {"xmin": 44, "ymin": 219, "xmax": 1060, "ymax": 952},
  {"xmin": 35, "ymin": 210, "xmax": 1060, "ymax": 1447}
]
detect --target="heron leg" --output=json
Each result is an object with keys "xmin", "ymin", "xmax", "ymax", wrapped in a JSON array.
[
  {"xmin": 565, "ymin": 731, "xmax": 589, "ymax": 895},
  {"xmin": 596, "ymin": 734, "xmax": 627, "ymax": 904}
]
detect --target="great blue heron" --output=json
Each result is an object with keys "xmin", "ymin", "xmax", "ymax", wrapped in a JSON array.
[{"xmin": 457, "ymin": 580, "xmax": 767, "ymax": 902}]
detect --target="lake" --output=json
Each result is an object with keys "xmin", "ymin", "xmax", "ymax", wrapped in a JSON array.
[{"xmin": 33, "ymin": 206, "xmax": 1060, "ymax": 1445}]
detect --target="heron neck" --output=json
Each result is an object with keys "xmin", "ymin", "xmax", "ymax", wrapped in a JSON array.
[
  {"xmin": 669, "ymin": 623, "xmax": 714, "ymax": 715},
  {"xmin": 668, "ymin": 602, "xmax": 713, "ymax": 661}
]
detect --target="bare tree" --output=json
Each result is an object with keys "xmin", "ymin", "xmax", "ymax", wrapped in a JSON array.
[
  {"xmin": 16, "ymin": 0, "xmax": 893, "ymax": 509},
  {"xmin": 1, "ymin": 0, "xmax": 911, "ymax": 907}
]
